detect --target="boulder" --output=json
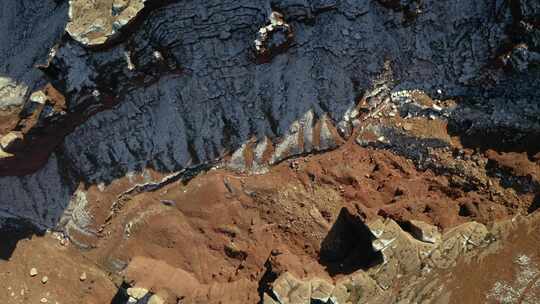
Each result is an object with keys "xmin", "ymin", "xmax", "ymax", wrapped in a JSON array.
[
  {"xmin": 408, "ymin": 220, "xmax": 442, "ymax": 244},
  {"xmin": 272, "ymin": 272, "xmax": 311, "ymax": 304}
]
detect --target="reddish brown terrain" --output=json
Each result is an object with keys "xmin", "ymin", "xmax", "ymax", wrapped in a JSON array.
[
  {"xmin": 1, "ymin": 0, "xmax": 540, "ymax": 303},
  {"xmin": 2, "ymin": 131, "xmax": 539, "ymax": 303}
]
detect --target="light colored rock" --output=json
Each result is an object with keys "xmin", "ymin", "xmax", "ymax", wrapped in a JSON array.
[
  {"xmin": 265, "ymin": 220, "xmax": 494, "ymax": 303},
  {"xmin": 41, "ymin": 276, "xmax": 48, "ymax": 284},
  {"xmin": 30, "ymin": 268, "xmax": 38, "ymax": 277},
  {"xmin": 251, "ymin": 137, "xmax": 272, "ymax": 174},
  {"xmin": 328, "ymin": 283, "xmax": 350, "ymax": 304},
  {"xmin": 367, "ymin": 219, "xmax": 434, "ymax": 289},
  {"xmin": 0, "ymin": 148, "xmax": 14, "ymax": 159},
  {"xmin": 368, "ymin": 219, "xmax": 426, "ymax": 270},
  {"xmin": 272, "ymin": 272, "xmax": 311, "ymax": 304},
  {"xmin": 270, "ymin": 121, "xmax": 302, "ymax": 165},
  {"xmin": 127, "ymin": 287, "xmax": 149, "ymax": 300},
  {"xmin": 345, "ymin": 271, "xmax": 387, "ymax": 303},
  {"xmin": 228, "ymin": 141, "xmax": 249, "ymax": 172},
  {"xmin": 80, "ymin": 272, "xmax": 87, "ymax": 281},
  {"xmin": 409, "ymin": 220, "xmax": 442, "ymax": 244},
  {"xmin": 254, "ymin": 11, "xmax": 293, "ymax": 56},
  {"xmin": 0, "ymin": 131, "xmax": 23, "ymax": 152},
  {"xmin": 66, "ymin": 0, "xmax": 146, "ymax": 46},
  {"xmin": 30, "ymin": 90, "xmax": 49, "ymax": 104},
  {"xmin": 310, "ymin": 278, "xmax": 334, "ymax": 302},
  {"xmin": 0, "ymin": 76, "xmax": 28, "ymax": 108},
  {"xmin": 113, "ymin": 0, "xmax": 130, "ymax": 10},
  {"xmin": 59, "ymin": 189, "xmax": 95, "ymax": 244},
  {"xmin": 429, "ymin": 222, "xmax": 490, "ymax": 269},
  {"xmin": 269, "ymin": 11, "xmax": 285, "ymax": 26}
]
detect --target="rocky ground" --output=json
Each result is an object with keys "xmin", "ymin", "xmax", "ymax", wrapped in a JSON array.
[
  {"xmin": 1, "ymin": 143, "xmax": 539, "ymax": 303},
  {"xmin": 1, "ymin": 0, "xmax": 540, "ymax": 303}
]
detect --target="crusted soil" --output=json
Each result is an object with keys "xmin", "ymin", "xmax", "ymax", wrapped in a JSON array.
[
  {"xmin": 1, "ymin": 126, "xmax": 539, "ymax": 303},
  {"xmin": 0, "ymin": 229, "xmax": 117, "ymax": 303}
]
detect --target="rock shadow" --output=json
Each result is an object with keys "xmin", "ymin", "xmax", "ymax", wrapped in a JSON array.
[
  {"xmin": 319, "ymin": 207, "xmax": 383, "ymax": 276},
  {"xmin": 528, "ymin": 194, "xmax": 540, "ymax": 214},
  {"xmin": 0, "ymin": 218, "xmax": 45, "ymax": 261},
  {"xmin": 109, "ymin": 282, "xmax": 131, "ymax": 304}
]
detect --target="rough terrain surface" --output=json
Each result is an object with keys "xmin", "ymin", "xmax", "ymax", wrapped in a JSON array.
[{"xmin": 0, "ymin": 0, "xmax": 539, "ymax": 303}]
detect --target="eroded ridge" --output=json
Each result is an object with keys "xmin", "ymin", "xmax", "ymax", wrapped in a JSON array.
[{"xmin": 0, "ymin": 1, "xmax": 540, "ymax": 303}]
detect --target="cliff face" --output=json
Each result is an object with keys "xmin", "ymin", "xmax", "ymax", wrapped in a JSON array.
[{"xmin": 0, "ymin": 0, "xmax": 539, "ymax": 303}]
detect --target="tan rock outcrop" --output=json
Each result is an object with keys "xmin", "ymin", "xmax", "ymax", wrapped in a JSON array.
[{"xmin": 66, "ymin": 0, "xmax": 147, "ymax": 46}]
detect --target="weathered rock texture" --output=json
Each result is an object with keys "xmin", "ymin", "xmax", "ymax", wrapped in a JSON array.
[
  {"xmin": 1, "ymin": 0, "xmax": 539, "ymax": 227},
  {"xmin": 0, "ymin": 0, "xmax": 540, "ymax": 303},
  {"xmin": 262, "ymin": 214, "xmax": 540, "ymax": 304},
  {"xmin": 263, "ymin": 218, "xmax": 493, "ymax": 303}
]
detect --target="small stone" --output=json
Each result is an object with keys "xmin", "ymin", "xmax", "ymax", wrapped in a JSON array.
[
  {"xmin": 128, "ymin": 297, "xmax": 138, "ymax": 304},
  {"xmin": 79, "ymin": 272, "xmax": 87, "ymax": 281},
  {"xmin": 30, "ymin": 90, "xmax": 48, "ymax": 104},
  {"xmin": 40, "ymin": 298, "xmax": 48, "ymax": 303},
  {"xmin": 409, "ymin": 220, "xmax": 441, "ymax": 244},
  {"xmin": 269, "ymin": 11, "xmax": 284, "ymax": 25},
  {"xmin": 153, "ymin": 50, "xmax": 163, "ymax": 60},
  {"xmin": 41, "ymin": 276, "xmax": 48, "ymax": 284},
  {"xmin": 0, "ymin": 131, "xmax": 23, "ymax": 151},
  {"xmin": 113, "ymin": 0, "xmax": 129, "ymax": 10},
  {"xmin": 30, "ymin": 268, "xmax": 38, "ymax": 277},
  {"xmin": 127, "ymin": 287, "xmax": 149, "ymax": 300}
]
